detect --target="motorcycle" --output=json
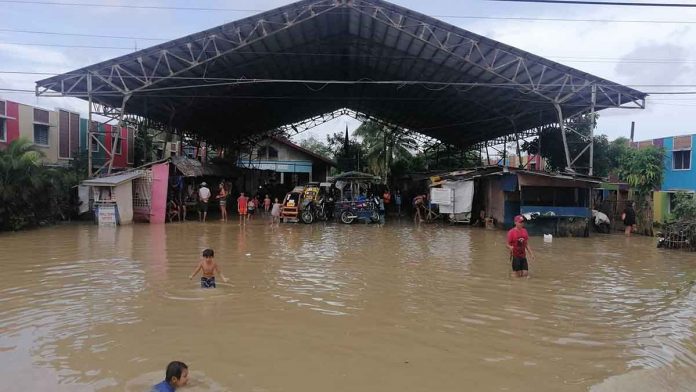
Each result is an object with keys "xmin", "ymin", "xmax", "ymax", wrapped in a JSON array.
[
  {"xmin": 300, "ymin": 195, "xmax": 333, "ymax": 224},
  {"xmin": 336, "ymin": 197, "xmax": 380, "ymax": 224}
]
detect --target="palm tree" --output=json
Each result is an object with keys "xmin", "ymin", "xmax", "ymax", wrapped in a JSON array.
[
  {"xmin": 353, "ymin": 121, "xmax": 417, "ymax": 182},
  {"xmin": 617, "ymin": 146, "xmax": 665, "ymax": 236},
  {"xmin": 0, "ymin": 138, "xmax": 45, "ymax": 229}
]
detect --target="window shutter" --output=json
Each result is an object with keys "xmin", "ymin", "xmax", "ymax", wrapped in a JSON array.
[
  {"xmin": 34, "ymin": 108, "xmax": 49, "ymax": 124},
  {"xmin": 69, "ymin": 112, "xmax": 79, "ymax": 157},
  {"xmin": 59, "ymin": 110, "xmax": 70, "ymax": 158},
  {"xmin": 673, "ymin": 135, "xmax": 692, "ymax": 151}
]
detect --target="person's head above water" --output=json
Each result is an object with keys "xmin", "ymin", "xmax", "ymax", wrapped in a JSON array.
[
  {"xmin": 202, "ymin": 248, "xmax": 214, "ymax": 259},
  {"xmin": 514, "ymin": 215, "xmax": 525, "ymax": 228},
  {"xmin": 165, "ymin": 361, "xmax": 189, "ymax": 388}
]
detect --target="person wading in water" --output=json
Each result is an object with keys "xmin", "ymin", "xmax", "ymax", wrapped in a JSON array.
[{"xmin": 507, "ymin": 215, "xmax": 535, "ymax": 278}]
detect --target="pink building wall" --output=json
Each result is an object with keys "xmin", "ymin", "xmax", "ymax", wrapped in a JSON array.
[{"xmin": 149, "ymin": 162, "xmax": 169, "ymax": 224}]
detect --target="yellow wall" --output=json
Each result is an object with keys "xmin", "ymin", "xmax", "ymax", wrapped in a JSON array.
[
  {"xmin": 652, "ymin": 191, "xmax": 670, "ymax": 223},
  {"xmin": 18, "ymin": 103, "xmax": 59, "ymax": 164}
]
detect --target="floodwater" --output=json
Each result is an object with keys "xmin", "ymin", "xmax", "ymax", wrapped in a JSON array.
[{"xmin": 1, "ymin": 218, "xmax": 695, "ymax": 392}]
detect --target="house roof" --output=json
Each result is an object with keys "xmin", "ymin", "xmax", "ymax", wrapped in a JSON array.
[
  {"xmin": 437, "ymin": 165, "xmax": 602, "ymax": 184},
  {"xmin": 270, "ymin": 136, "xmax": 336, "ymax": 167},
  {"xmin": 36, "ymin": 0, "xmax": 645, "ymax": 148},
  {"xmin": 81, "ymin": 171, "xmax": 143, "ymax": 186}
]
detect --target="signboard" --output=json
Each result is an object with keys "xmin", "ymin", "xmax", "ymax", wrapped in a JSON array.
[
  {"xmin": 97, "ymin": 205, "xmax": 118, "ymax": 226},
  {"xmin": 430, "ymin": 187, "xmax": 453, "ymax": 205}
]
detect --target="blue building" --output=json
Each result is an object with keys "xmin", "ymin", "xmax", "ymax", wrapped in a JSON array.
[
  {"xmin": 632, "ymin": 134, "xmax": 695, "ymax": 222},
  {"xmin": 633, "ymin": 134, "xmax": 694, "ymax": 191}
]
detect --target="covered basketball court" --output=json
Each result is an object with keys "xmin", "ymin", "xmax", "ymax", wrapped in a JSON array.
[{"xmin": 35, "ymin": 0, "xmax": 646, "ymax": 177}]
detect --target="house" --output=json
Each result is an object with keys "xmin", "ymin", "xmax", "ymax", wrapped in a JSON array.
[
  {"xmin": 632, "ymin": 134, "xmax": 695, "ymax": 222},
  {"xmin": 237, "ymin": 136, "xmax": 336, "ymax": 189},
  {"xmin": 436, "ymin": 166, "xmax": 600, "ymax": 236},
  {"xmin": 0, "ymin": 98, "xmax": 134, "ymax": 171}
]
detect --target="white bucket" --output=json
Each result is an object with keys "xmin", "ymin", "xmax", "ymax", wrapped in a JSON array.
[{"xmin": 543, "ymin": 234, "xmax": 553, "ymax": 243}]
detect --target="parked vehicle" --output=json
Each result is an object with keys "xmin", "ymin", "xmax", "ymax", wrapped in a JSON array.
[
  {"xmin": 281, "ymin": 186, "xmax": 305, "ymax": 223},
  {"xmin": 330, "ymin": 172, "xmax": 382, "ymax": 224}
]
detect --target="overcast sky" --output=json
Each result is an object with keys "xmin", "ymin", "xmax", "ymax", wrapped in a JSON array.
[{"xmin": 1, "ymin": 0, "xmax": 695, "ymax": 145}]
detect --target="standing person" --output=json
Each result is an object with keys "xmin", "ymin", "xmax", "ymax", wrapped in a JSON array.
[
  {"xmin": 622, "ymin": 201, "xmax": 637, "ymax": 236},
  {"xmin": 189, "ymin": 248, "xmax": 229, "ymax": 288},
  {"xmin": 151, "ymin": 361, "xmax": 189, "ymax": 392},
  {"xmin": 216, "ymin": 183, "xmax": 228, "ymax": 222},
  {"xmin": 378, "ymin": 195, "xmax": 386, "ymax": 226},
  {"xmin": 271, "ymin": 197, "xmax": 282, "ymax": 225},
  {"xmin": 394, "ymin": 190, "xmax": 402, "ymax": 217},
  {"xmin": 413, "ymin": 194, "xmax": 425, "ymax": 223},
  {"xmin": 264, "ymin": 194, "xmax": 272, "ymax": 214},
  {"xmin": 507, "ymin": 215, "xmax": 534, "ymax": 278},
  {"xmin": 237, "ymin": 192, "xmax": 248, "ymax": 225},
  {"xmin": 198, "ymin": 182, "xmax": 211, "ymax": 222},
  {"xmin": 247, "ymin": 196, "xmax": 256, "ymax": 221}
]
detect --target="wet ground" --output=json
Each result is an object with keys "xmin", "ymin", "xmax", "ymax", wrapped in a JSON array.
[{"xmin": 0, "ymin": 217, "xmax": 695, "ymax": 391}]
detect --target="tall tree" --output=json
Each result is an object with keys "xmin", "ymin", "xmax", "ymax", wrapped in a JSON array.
[
  {"xmin": 616, "ymin": 146, "xmax": 665, "ymax": 236},
  {"xmin": 298, "ymin": 136, "xmax": 334, "ymax": 159},
  {"xmin": 353, "ymin": 120, "xmax": 417, "ymax": 182},
  {"xmin": 522, "ymin": 114, "xmax": 614, "ymax": 176}
]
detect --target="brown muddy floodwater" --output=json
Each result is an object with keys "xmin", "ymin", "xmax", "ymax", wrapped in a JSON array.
[{"xmin": 1, "ymin": 218, "xmax": 695, "ymax": 392}]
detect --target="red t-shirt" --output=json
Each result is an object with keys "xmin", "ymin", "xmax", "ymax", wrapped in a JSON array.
[
  {"xmin": 507, "ymin": 227, "xmax": 529, "ymax": 258},
  {"xmin": 237, "ymin": 196, "xmax": 248, "ymax": 212}
]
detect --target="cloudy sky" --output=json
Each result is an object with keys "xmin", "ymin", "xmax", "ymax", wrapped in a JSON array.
[{"xmin": 1, "ymin": 0, "xmax": 695, "ymax": 144}]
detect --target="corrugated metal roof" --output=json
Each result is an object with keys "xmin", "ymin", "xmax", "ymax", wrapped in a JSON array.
[
  {"xmin": 36, "ymin": 0, "xmax": 645, "ymax": 148},
  {"xmin": 171, "ymin": 156, "xmax": 204, "ymax": 177},
  {"xmin": 81, "ymin": 171, "xmax": 143, "ymax": 186}
]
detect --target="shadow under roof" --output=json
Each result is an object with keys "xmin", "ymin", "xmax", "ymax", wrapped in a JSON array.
[{"xmin": 36, "ymin": 0, "xmax": 646, "ymax": 148}]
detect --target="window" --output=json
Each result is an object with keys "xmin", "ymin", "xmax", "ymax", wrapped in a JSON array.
[
  {"xmin": 33, "ymin": 108, "xmax": 50, "ymax": 147},
  {"xmin": 673, "ymin": 150, "xmax": 691, "ymax": 170},
  {"xmin": 91, "ymin": 137, "xmax": 99, "ymax": 152},
  {"xmin": 114, "ymin": 137, "xmax": 122, "ymax": 155},
  {"xmin": 34, "ymin": 124, "xmax": 49, "ymax": 146},
  {"xmin": 257, "ymin": 146, "xmax": 278, "ymax": 159},
  {"xmin": 0, "ymin": 118, "xmax": 6, "ymax": 142},
  {"xmin": 268, "ymin": 146, "xmax": 278, "ymax": 159}
]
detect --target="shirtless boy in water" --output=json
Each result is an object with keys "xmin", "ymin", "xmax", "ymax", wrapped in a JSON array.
[{"xmin": 189, "ymin": 248, "xmax": 229, "ymax": 288}]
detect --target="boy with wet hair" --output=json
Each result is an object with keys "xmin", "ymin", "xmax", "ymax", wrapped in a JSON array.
[
  {"xmin": 507, "ymin": 215, "xmax": 535, "ymax": 278},
  {"xmin": 189, "ymin": 248, "xmax": 229, "ymax": 288},
  {"xmin": 151, "ymin": 361, "xmax": 189, "ymax": 392}
]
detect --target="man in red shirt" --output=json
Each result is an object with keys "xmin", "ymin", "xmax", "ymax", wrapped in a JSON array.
[
  {"xmin": 507, "ymin": 215, "xmax": 535, "ymax": 277},
  {"xmin": 237, "ymin": 192, "xmax": 249, "ymax": 226}
]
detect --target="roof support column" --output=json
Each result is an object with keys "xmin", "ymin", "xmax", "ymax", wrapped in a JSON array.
[
  {"xmin": 553, "ymin": 102, "xmax": 573, "ymax": 173},
  {"xmin": 107, "ymin": 94, "xmax": 131, "ymax": 174},
  {"xmin": 589, "ymin": 84, "xmax": 597, "ymax": 176},
  {"xmin": 87, "ymin": 74, "xmax": 93, "ymax": 178}
]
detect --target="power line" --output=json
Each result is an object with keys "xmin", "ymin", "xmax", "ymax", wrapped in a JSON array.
[
  {"xmin": 1, "ymin": 43, "xmax": 694, "ymax": 66},
  {"xmin": 0, "ymin": 1, "xmax": 263, "ymax": 12},
  {"xmin": 490, "ymin": 0, "xmax": 696, "ymax": 6},
  {"xmin": 0, "ymin": 28, "xmax": 166, "ymax": 41},
  {"xmin": 6, "ymin": 72, "xmax": 696, "ymax": 90},
  {"xmin": 1, "ymin": 1, "xmax": 695, "ymax": 24}
]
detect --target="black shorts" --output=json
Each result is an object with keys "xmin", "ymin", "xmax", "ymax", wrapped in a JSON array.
[
  {"xmin": 199, "ymin": 201, "xmax": 208, "ymax": 212},
  {"xmin": 512, "ymin": 257, "xmax": 528, "ymax": 271}
]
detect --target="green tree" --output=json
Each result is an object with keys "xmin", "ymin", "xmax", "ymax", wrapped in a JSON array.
[
  {"xmin": 670, "ymin": 191, "xmax": 696, "ymax": 221},
  {"xmin": 134, "ymin": 127, "xmax": 155, "ymax": 166},
  {"xmin": 0, "ymin": 138, "xmax": 45, "ymax": 229},
  {"xmin": 522, "ymin": 114, "xmax": 616, "ymax": 176},
  {"xmin": 326, "ymin": 131, "xmax": 366, "ymax": 173},
  {"xmin": 299, "ymin": 136, "xmax": 334, "ymax": 159},
  {"xmin": 616, "ymin": 146, "xmax": 665, "ymax": 236},
  {"xmin": 0, "ymin": 138, "xmax": 84, "ymax": 231},
  {"xmin": 353, "ymin": 120, "xmax": 417, "ymax": 182}
]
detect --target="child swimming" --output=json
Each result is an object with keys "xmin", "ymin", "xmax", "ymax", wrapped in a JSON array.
[{"xmin": 189, "ymin": 248, "xmax": 229, "ymax": 288}]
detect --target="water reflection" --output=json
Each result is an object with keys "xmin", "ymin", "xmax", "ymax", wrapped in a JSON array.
[{"xmin": 0, "ymin": 222, "xmax": 694, "ymax": 391}]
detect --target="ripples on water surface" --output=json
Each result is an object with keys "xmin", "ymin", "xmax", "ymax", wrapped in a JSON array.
[{"xmin": 0, "ymin": 221, "xmax": 695, "ymax": 391}]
